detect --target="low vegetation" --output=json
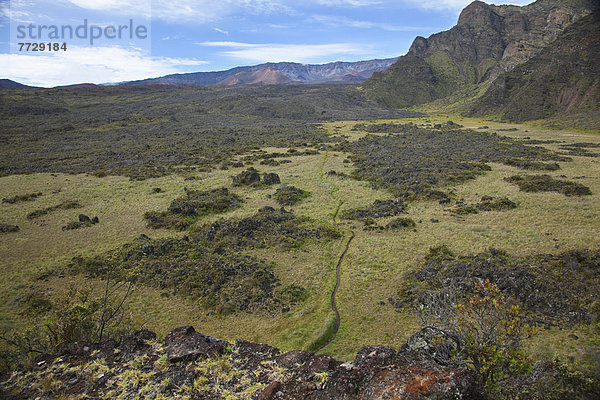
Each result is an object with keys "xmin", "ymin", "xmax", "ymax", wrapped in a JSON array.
[
  {"xmin": 341, "ymin": 199, "xmax": 407, "ymax": 220},
  {"xmin": 70, "ymin": 236, "xmax": 293, "ymax": 315},
  {"xmin": 505, "ymin": 175, "xmax": 592, "ymax": 196},
  {"xmin": 397, "ymin": 246, "xmax": 600, "ymax": 323},
  {"xmin": 193, "ymin": 206, "xmax": 340, "ymax": 250},
  {"xmin": 340, "ymin": 124, "xmax": 564, "ymax": 196},
  {"xmin": 450, "ymin": 196, "xmax": 517, "ymax": 215},
  {"xmin": 144, "ymin": 187, "xmax": 242, "ymax": 230},
  {"xmin": 2, "ymin": 192, "xmax": 42, "ymax": 204},
  {"xmin": 27, "ymin": 201, "xmax": 82, "ymax": 220},
  {"xmin": 70, "ymin": 207, "xmax": 338, "ymax": 315},
  {"xmin": 0, "ymin": 85, "xmax": 414, "ymax": 180},
  {"xmin": 272, "ymin": 186, "xmax": 310, "ymax": 206}
]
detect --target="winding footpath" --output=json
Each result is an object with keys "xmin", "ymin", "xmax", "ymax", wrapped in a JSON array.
[{"xmin": 316, "ymin": 202, "xmax": 355, "ymax": 352}]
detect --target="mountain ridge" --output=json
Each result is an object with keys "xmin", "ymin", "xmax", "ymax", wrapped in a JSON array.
[
  {"xmin": 124, "ymin": 57, "xmax": 398, "ymax": 86},
  {"xmin": 362, "ymin": 0, "xmax": 600, "ymax": 115},
  {"xmin": 0, "ymin": 79, "xmax": 27, "ymax": 89}
]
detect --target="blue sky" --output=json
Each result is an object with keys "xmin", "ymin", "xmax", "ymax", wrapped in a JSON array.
[{"xmin": 0, "ymin": 0, "xmax": 533, "ymax": 87}]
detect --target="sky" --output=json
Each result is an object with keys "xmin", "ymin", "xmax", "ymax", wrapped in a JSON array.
[{"xmin": 0, "ymin": 0, "xmax": 534, "ymax": 87}]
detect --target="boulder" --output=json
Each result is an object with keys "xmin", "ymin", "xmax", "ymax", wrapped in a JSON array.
[
  {"xmin": 263, "ymin": 173, "xmax": 281, "ymax": 185},
  {"xmin": 163, "ymin": 326, "xmax": 227, "ymax": 362},
  {"xmin": 232, "ymin": 168, "xmax": 261, "ymax": 186}
]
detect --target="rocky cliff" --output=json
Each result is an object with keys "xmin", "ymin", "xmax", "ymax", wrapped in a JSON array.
[
  {"xmin": 467, "ymin": 11, "xmax": 600, "ymax": 121},
  {"xmin": 363, "ymin": 0, "xmax": 599, "ymax": 111}
]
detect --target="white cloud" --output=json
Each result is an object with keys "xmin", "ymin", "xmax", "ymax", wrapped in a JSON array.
[
  {"xmin": 61, "ymin": 0, "xmax": 291, "ymax": 23},
  {"xmin": 311, "ymin": 15, "xmax": 431, "ymax": 31},
  {"xmin": 214, "ymin": 27, "xmax": 229, "ymax": 35},
  {"xmin": 402, "ymin": 0, "xmax": 535, "ymax": 11},
  {"xmin": 1, "ymin": 46, "xmax": 207, "ymax": 87},
  {"xmin": 197, "ymin": 41, "xmax": 371, "ymax": 63},
  {"xmin": 65, "ymin": 0, "xmax": 142, "ymax": 11},
  {"xmin": 313, "ymin": 0, "xmax": 383, "ymax": 6}
]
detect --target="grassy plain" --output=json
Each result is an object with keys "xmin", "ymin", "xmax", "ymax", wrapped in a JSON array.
[{"xmin": 1, "ymin": 113, "xmax": 599, "ymax": 363}]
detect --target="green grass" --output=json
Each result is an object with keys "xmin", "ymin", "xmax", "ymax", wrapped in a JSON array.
[{"xmin": 1, "ymin": 114, "xmax": 599, "ymax": 364}]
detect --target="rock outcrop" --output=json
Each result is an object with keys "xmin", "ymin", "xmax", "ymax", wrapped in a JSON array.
[
  {"xmin": 467, "ymin": 11, "xmax": 600, "ymax": 122},
  {"xmin": 0, "ymin": 326, "xmax": 479, "ymax": 399},
  {"xmin": 363, "ymin": 0, "xmax": 599, "ymax": 112}
]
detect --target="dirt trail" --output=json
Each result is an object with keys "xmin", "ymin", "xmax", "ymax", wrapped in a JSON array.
[{"xmin": 316, "ymin": 202, "xmax": 355, "ymax": 352}]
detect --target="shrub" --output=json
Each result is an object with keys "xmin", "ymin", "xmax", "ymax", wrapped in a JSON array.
[
  {"xmin": 416, "ymin": 280, "xmax": 533, "ymax": 387},
  {"xmin": 0, "ymin": 279, "xmax": 136, "ymax": 372},
  {"xmin": 273, "ymin": 186, "xmax": 310, "ymax": 206},
  {"xmin": 2, "ymin": 192, "xmax": 42, "ymax": 204},
  {"xmin": 27, "ymin": 201, "xmax": 81, "ymax": 220},
  {"xmin": 399, "ymin": 247, "xmax": 600, "ymax": 323},
  {"xmin": 504, "ymin": 159, "xmax": 560, "ymax": 171},
  {"xmin": 145, "ymin": 187, "xmax": 242, "ymax": 230},
  {"xmin": 386, "ymin": 217, "xmax": 416, "ymax": 230},
  {"xmin": 340, "ymin": 125, "xmax": 564, "ymax": 194},
  {"xmin": 477, "ymin": 196, "xmax": 517, "ymax": 211},
  {"xmin": 450, "ymin": 196, "xmax": 517, "ymax": 214},
  {"xmin": 195, "ymin": 206, "xmax": 338, "ymax": 249},
  {"xmin": 69, "ymin": 235, "xmax": 307, "ymax": 314},
  {"xmin": 505, "ymin": 175, "xmax": 592, "ymax": 196},
  {"xmin": 341, "ymin": 199, "xmax": 406, "ymax": 220}
]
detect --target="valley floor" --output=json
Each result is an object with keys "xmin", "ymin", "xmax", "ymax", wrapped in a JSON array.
[{"xmin": 1, "ymin": 114, "xmax": 599, "ymax": 369}]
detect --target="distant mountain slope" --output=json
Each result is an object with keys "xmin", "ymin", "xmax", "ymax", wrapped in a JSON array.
[
  {"xmin": 363, "ymin": 0, "xmax": 599, "ymax": 109},
  {"xmin": 0, "ymin": 79, "xmax": 27, "ymax": 88},
  {"xmin": 125, "ymin": 58, "xmax": 397, "ymax": 86},
  {"xmin": 467, "ymin": 11, "xmax": 600, "ymax": 121},
  {"xmin": 218, "ymin": 67, "xmax": 294, "ymax": 86}
]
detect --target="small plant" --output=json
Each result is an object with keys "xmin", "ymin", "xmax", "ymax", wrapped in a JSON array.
[{"xmin": 315, "ymin": 371, "xmax": 330, "ymax": 385}]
